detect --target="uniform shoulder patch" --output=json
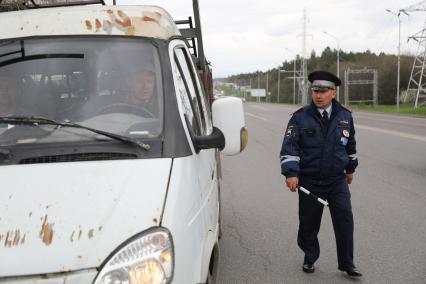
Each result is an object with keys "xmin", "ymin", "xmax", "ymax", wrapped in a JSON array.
[
  {"xmin": 290, "ymin": 106, "xmax": 304, "ymax": 116},
  {"xmin": 341, "ymin": 104, "xmax": 352, "ymax": 113}
]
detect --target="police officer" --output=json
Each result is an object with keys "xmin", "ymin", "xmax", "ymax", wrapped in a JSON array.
[{"xmin": 280, "ymin": 70, "xmax": 362, "ymax": 277}]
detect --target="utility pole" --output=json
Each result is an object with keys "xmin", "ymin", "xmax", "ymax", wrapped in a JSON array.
[
  {"xmin": 397, "ymin": 12, "xmax": 401, "ymax": 112},
  {"xmin": 386, "ymin": 9, "xmax": 408, "ymax": 111},
  {"xmin": 277, "ymin": 68, "xmax": 289, "ymax": 104},
  {"xmin": 293, "ymin": 58, "xmax": 297, "ymax": 104},
  {"xmin": 266, "ymin": 72, "xmax": 269, "ymax": 102},
  {"xmin": 324, "ymin": 31, "xmax": 340, "ymax": 101},
  {"xmin": 257, "ymin": 73, "xmax": 260, "ymax": 88},
  {"xmin": 284, "ymin": 47, "xmax": 298, "ymax": 105},
  {"xmin": 301, "ymin": 7, "xmax": 308, "ymax": 105},
  {"xmin": 277, "ymin": 68, "xmax": 281, "ymax": 104},
  {"xmin": 257, "ymin": 73, "xmax": 260, "ymax": 103}
]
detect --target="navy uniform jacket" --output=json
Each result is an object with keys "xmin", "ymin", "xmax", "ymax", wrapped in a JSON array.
[{"xmin": 280, "ymin": 99, "xmax": 358, "ymax": 184}]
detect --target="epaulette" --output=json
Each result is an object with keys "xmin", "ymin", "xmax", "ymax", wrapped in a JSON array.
[
  {"xmin": 341, "ymin": 104, "xmax": 352, "ymax": 112},
  {"xmin": 289, "ymin": 106, "xmax": 304, "ymax": 116}
]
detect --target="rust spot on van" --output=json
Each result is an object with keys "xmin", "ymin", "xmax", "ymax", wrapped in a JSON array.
[
  {"xmin": 153, "ymin": 218, "xmax": 158, "ymax": 224},
  {"xmin": 98, "ymin": 226, "xmax": 103, "ymax": 231},
  {"xmin": 143, "ymin": 16, "xmax": 159, "ymax": 24},
  {"xmin": 88, "ymin": 229, "xmax": 94, "ymax": 239},
  {"xmin": 115, "ymin": 17, "xmax": 131, "ymax": 28},
  {"xmin": 102, "ymin": 9, "xmax": 175, "ymax": 38},
  {"xmin": 85, "ymin": 20, "xmax": 93, "ymax": 30},
  {"xmin": 4, "ymin": 231, "xmax": 11, "ymax": 247},
  {"xmin": 20, "ymin": 27, "xmax": 23, "ymax": 31},
  {"xmin": 95, "ymin": 19, "xmax": 102, "ymax": 30},
  {"xmin": 114, "ymin": 10, "xmax": 133, "ymax": 32},
  {"xmin": 12, "ymin": 230, "xmax": 20, "ymax": 246},
  {"xmin": 2, "ymin": 230, "xmax": 24, "ymax": 247},
  {"xmin": 39, "ymin": 215, "xmax": 54, "ymax": 246}
]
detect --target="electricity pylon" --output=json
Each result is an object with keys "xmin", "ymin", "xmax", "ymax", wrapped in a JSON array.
[{"xmin": 404, "ymin": 1, "xmax": 426, "ymax": 107}]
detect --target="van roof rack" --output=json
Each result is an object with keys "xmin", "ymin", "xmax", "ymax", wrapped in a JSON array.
[
  {"xmin": 0, "ymin": 0, "xmax": 107, "ymax": 10},
  {"xmin": 24, "ymin": 0, "xmax": 106, "ymax": 8},
  {"xmin": 175, "ymin": 0, "xmax": 213, "ymax": 105},
  {"xmin": 175, "ymin": 0, "xmax": 206, "ymax": 73}
]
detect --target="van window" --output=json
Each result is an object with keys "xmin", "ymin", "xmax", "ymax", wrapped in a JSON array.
[
  {"xmin": 174, "ymin": 47, "xmax": 205, "ymax": 136},
  {"xmin": 0, "ymin": 37, "xmax": 163, "ymax": 144}
]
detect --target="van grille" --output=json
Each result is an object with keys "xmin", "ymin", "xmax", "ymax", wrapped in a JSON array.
[{"xmin": 19, "ymin": 152, "xmax": 137, "ymax": 164}]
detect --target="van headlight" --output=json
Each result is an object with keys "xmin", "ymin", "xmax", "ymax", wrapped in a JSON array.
[{"xmin": 94, "ymin": 228, "xmax": 174, "ymax": 284}]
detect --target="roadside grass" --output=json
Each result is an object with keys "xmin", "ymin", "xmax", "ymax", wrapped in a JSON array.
[
  {"xmin": 349, "ymin": 103, "xmax": 426, "ymax": 117},
  {"xmin": 217, "ymin": 85, "xmax": 426, "ymax": 117}
]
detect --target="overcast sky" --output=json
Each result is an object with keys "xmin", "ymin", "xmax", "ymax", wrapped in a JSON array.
[{"xmin": 110, "ymin": 0, "xmax": 425, "ymax": 78}]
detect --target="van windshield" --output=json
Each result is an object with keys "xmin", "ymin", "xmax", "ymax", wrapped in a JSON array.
[{"xmin": 0, "ymin": 37, "xmax": 163, "ymax": 145}]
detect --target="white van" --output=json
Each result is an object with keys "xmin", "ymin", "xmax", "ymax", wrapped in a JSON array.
[{"xmin": 0, "ymin": 2, "xmax": 247, "ymax": 283}]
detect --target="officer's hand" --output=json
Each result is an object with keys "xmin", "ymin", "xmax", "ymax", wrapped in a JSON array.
[
  {"xmin": 286, "ymin": 177, "xmax": 299, "ymax": 192},
  {"xmin": 346, "ymin": 173, "xmax": 353, "ymax": 184}
]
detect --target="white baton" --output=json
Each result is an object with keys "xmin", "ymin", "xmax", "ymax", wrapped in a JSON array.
[{"xmin": 299, "ymin": 186, "xmax": 329, "ymax": 207}]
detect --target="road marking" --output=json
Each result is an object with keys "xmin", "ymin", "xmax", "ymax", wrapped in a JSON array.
[
  {"xmin": 249, "ymin": 105, "xmax": 268, "ymax": 111},
  {"xmin": 357, "ymin": 124, "xmax": 426, "ymax": 143},
  {"xmin": 246, "ymin": 112, "xmax": 267, "ymax": 121}
]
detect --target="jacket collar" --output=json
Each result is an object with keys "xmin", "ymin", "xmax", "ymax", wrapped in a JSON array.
[{"xmin": 308, "ymin": 99, "xmax": 342, "ymax": 118}]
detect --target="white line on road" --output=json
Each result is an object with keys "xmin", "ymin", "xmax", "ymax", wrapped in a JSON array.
[
  {"xmin": 248, "ymin": 105, "xmax": 268, "ymax": 111},
  {"xmin": 357, "ymin": 124, "xmax": 426, "ymax": 143},
  {"xmin": 246, "ymin": 112, "xmax": 267, "ymax": 121}
]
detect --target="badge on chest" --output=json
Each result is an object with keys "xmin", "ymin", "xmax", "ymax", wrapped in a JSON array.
[{"xmin": 340, "ymin": 128, "xmax": 350, "ymax": 145}]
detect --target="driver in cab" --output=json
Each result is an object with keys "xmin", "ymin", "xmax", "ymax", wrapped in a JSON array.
[
  {"xmin": 125, "ymin": 69, "xmax": 157, "ymax": 117},
  {"xmin": 79, "ymin": 66, "xmax": 159, "ymax": 119}
]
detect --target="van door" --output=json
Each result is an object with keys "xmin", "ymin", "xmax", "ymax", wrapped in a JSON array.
[
  {"xmin": 164, "ymin": 41, "xmax": 219, "ymax": 281},
  {"xmin": 172, "ymin": 45, "xmax": 219, "ymax": 232}
]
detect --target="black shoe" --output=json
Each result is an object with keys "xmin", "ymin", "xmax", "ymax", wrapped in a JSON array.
[
  {"xmin": 344, "ymin": 267, "xmax": 362, "ymax": 278},
  {"xmin": 302, "ymin": 262, "xmax": 315, "ymax": 273}
]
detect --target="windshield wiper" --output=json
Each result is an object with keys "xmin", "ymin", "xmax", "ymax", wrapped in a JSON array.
[{"xmin": 0, "ymin": 116, "xmax": 150, "ymax": 150}]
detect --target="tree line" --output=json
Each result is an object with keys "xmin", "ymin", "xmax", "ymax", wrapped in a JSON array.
[{"xmin": 225, "ymin": 47, "xmax": 414, "ymax": 105}]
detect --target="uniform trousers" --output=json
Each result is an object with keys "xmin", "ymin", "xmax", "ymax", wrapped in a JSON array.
[{"xmin": 297, "ymin": 177, "xmax": 354, "ymax": 270}]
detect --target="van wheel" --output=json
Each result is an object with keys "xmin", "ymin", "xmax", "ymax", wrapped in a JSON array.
[{"xmin": 206, "ymin": 244, "xmax": 219, "ymax": 284}]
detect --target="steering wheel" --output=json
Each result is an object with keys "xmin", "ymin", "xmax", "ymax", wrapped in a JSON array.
[{"xmin": 97, "ymin": 103, "xmax": 154, "ymax": 118}]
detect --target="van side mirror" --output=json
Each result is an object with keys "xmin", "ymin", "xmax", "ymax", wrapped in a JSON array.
[
  {"xmin": 193, "ymin": 127, "xmax": 225, "ymax": 153},
  {"xmin": 212, "ymin": 97, "xmax": 247, "ymax": 156}
]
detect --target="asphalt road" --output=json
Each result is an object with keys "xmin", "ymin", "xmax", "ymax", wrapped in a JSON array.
[{"xmin": 218, "ymin": 102, "xmax": 426, "ymax": 284}]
